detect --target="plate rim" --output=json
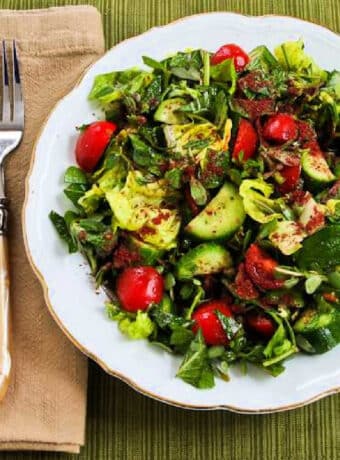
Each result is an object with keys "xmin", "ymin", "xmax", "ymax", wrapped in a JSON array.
[{"xmin": 22, "ymin": 11, "xmax": 340, "ymax": 413}]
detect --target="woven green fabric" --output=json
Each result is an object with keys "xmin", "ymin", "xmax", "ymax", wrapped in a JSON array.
[{"xmin": 0, "ymin": 1, "xmax": 339, "ymax": 459}]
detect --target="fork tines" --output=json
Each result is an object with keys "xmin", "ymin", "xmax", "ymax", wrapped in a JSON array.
[{"xmin": 1, "ymin": 41, "xmax": 24, "ymax": 129}]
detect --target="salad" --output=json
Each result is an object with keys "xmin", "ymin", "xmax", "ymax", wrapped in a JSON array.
[{"xmin": 50, "ymin": 40, "xmax": 340, "ymax": 389}]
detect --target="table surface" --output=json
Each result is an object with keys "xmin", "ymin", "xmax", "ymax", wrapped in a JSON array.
[{"xmin": 0, "ymin": 0, "xmax": 340, "ymax": 459}]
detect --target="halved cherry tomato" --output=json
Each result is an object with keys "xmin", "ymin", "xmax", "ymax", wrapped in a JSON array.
[
  {"xmin": 75, "ymin": 121, "xmax": 117, "ymax": 172},
  {"xmin": 116, "ymin": 266, "xmax": 164, "ymax": 312},
  {"xmin": 211, "ymin": 43, "xmax": 250, "ymax": 72},
  {"xmin": 244, "ymin": 244, "xmax": 284, "ymax": 291},
  {"xmin": 232, "ymin": 119, "xmax": 258, "ymax": 163},
  {"xmin": 246, "ymin": 312, "xmax": 276, "ymax": 338},
  {"xmin": 278, "ymin": 163, "xmax": 301, "ymax": 194},
  {"xmin": 192, "ymin": 301, "xmax": 233, "ymax": 346},
  {"xmin": 263, "ymin": 113, "xmax": 298, "ymax": 145}
]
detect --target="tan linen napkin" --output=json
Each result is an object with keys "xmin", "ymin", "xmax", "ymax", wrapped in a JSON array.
[{"xmin": 0, "ymin": 6, "xmax": 105, "ymax": 453}]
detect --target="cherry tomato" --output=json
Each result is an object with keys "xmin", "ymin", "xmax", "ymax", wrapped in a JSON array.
[
  {"xmin": 246, "ymin": 312, "xmax": 276, "ymax": 338},
  {"xmin": 75, "ymin": 121, "xmax": 117, "ymax": 172},
  {"xmin": 263, "ymin": 113, "xmax": 298, "ymax": 145},
  {"xmin": 192, "ymin": 301, "xmax": 233, "ymax": 346},
  {"xmin": 244, "ymin": 244, "xmax": 284, "ymax": 291},
  {"xmin": 211, "ymin": 43, "xmax": 250, "ymax": 72},
  {"xmin": 278, "ymin": 164, "xmax": 301, "ymax": 194},
  {"xmin": 232, "ymin": 119, "xmax": 258, "ymax": 163},
  {"xmin": 116, "ymin": 266, "xmax": 164, "ymax": 312}
]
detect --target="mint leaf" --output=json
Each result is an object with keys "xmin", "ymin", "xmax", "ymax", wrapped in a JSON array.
[
  {"xmin": 49, "ymin": 211, "xmax": 77, "ymax": 253},
  {"xmin": 177, "ymin": 330, "xmax": 215, "ymax": 389},
  {"xmin": 64, "ymin": 166, "xmax": 88, "ymax": 185},
  {"xmin": 216, "ymin": 311, "xmax": 243, "ymax": 341}
]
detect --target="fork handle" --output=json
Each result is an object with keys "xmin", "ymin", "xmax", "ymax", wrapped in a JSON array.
[{"xmin": 0, "ymin": 199, "xmax": 10, "ymax": 401}]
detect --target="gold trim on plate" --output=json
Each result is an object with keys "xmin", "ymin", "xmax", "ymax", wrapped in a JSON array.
[{"xmin": 22, "ymin": 12, "xmax": 340, "ymax": 413}]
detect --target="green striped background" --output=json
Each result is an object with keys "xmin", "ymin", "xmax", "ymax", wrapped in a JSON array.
[{"xmin": 1, "ymin": 1, "xmax": 340, "ymax": 459}]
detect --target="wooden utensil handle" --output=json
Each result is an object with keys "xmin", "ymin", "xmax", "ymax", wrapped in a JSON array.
[{"xmin": 0, "ymin": 200, "xmax": 10, "ymax": 401}]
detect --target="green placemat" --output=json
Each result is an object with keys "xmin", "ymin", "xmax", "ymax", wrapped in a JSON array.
[{"xmin": 1, "ymin": 1, "xmax": 340, "ymax": 459}]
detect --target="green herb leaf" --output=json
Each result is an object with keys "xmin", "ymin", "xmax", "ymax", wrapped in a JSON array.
[
  {"xmin": 305, "ymin": 274, "xmax": 324, "ymax": 294},
  {"xmin": 142, "ymin": 56, "xmax": 167, "ymax": 71},
  {"xmin": 216, "ymin": 311, "xmax": 243, "ymax": 341},
  {"xmin": 170, "ymin": 327, "xmax": 194, "ymax": 354},
  {"xmin": 189, "ymin": 177, "xmax": 208, "ymax": 206},
  {"xmin": 64, "ymin": 166, "xmax": 88, "ymax": 185},
  {"xmin": 177, "ymin": 330, "xmax": 215, "ymax": 389},
  {"xmin": 49, "ymin": 211, "xmax": 77, "ymax": 253},
  {"xmin": 151, "ymin": 307, "xmax": 192, "ymax": 330},
  {"xmin": 64, "ymin": 183, "xmax": 88, "ymax": 207},
  {"xmin": 164, "ymin": 168, "xmax": 183, "ymax": 189},
  {"xmin": 180, "ymin": 283, "xmax": 195, "ymax": 300},
  {"xmin": 166, "ymin": 50, "xmax": 202, "ymax": 81},
  {"xmin": 185, "ymin": 286, "xmax": 205, "ymax": 319},
  {"xmin": 164, "ymin": 272, "xmax": 176, "ymax": 290}
]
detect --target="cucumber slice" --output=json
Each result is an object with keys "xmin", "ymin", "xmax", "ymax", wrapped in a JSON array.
[
  {"xmin": 301, "ymin": 149, "xmax": 335, "ymax": 185},
  {"xmin": 154, "ymin": 98, "xmax": 188, "ymax": 124},
  {"xmin": 294, "ymin": 308, "xmax": 340, "ymax": 353},
  {"xmin": 175, "ymin": 243, "xmax": 233, "ymax": 280},
  {"xmin": 185, "ymin": 182, "xmax": 245, "ymax": 241}
]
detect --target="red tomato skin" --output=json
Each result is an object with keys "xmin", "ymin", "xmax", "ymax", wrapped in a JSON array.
[
  {"xmin": 278, "ymin": 164, "xmax": 301, "ymax": 194},
  {"xmin": 244, "ymin": 244, "xmax": 284, "ymax": 291},
  {"xmin": 232, "ymin": 119, "xmax": 258, "ymax": 163},
  {"xmin": 211, "ymin": 43, "xmax": 250, "ymax": 71},
  {"xmin": 116, "ymin": 266, "xmax": 164, "ymax": 312},
  {"xmin": 246, "ymin": 312, "xmax": 276, "ymax": 338},
  {"xmin": 263, "ymin": 114, "xmax": 298, "ymax": 144},
  {"xmin": 75, "ymin": 121, "xmax": 117, "ymax": 172},
  {"xmin": 192, "ymin": 301, "xmax": 233, "ymax": 346}
]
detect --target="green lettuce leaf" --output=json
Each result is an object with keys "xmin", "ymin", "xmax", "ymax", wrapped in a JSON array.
[
  {"xmin": 78, "ymin": 184, "xmax": 104, "ymax": 215},
  {"xmin": 78, "ymin": 154, "xmax": 127, "ymax": 214},
  {"xmin": 106, "ymin": 171, "xmax": 180, "ymax": 250},
  {"xmin": 274, "ymin": 40, "xmax": 327, "ymax": 83},
  {"xmin": 317, "ymin": 71, "xmax": 340, "ymax": 138},
  {"xmin": 210, "ymin": 58, "xmax": 237, "ymax": 94},
  {"xmin": 89, "ymin": 68, "xmax": 154, "ymax": 108},
  {"xmin": 164, "ymin": 50, "xmax": 203, "ymax": 81},
  {"xmin": 106, "ymin": 303, "xmax": 155, "ymax": 340},
  {"xmin": 119, "ymin": 310, "xmax": 155, "ymax": 339},
  {"xmin": 239, "ymin": 178, "xmax": 282, "ymax": 223},
  {"xmin": 163, "ymin": 122, "xmax": 224, "ymax": 166},
  {"xmin": 247, "ymin": 45, "xmax": 278, "ymax": 72},
  {"xmin": 269, "ymin": 220, "xmax": 306, "ymax": 255}
]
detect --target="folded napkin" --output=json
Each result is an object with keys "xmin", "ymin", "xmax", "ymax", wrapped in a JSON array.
[{"xmin": 0, "ymin": 6, "xmax": 105, "ymax": 453}]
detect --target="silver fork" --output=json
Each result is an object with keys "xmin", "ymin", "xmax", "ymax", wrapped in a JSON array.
[{"xmin": 0, "ymin": 41, "xmax": 24, "ymax": 401}]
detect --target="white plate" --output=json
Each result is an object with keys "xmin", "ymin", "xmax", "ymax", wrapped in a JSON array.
[{"xmin": 24, "ymin": 13, "xmax": 340, "ymax": 413}]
